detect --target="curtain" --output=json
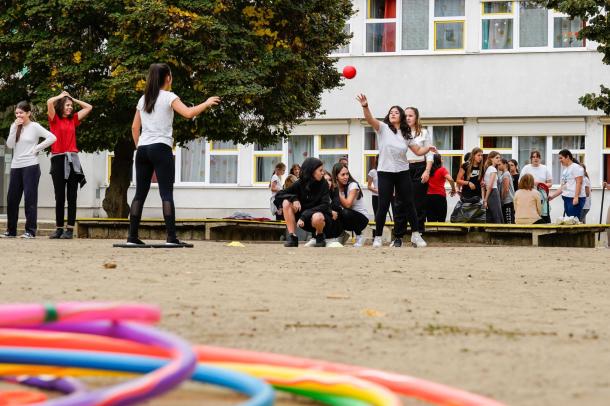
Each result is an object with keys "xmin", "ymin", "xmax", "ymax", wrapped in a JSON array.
[
  {"xmin": 402, "ymin": 0, "xmax": 428, "ymax": 50},
  {"xmin": 319, "ymin": 154, "xmax": 345, "ymax": 173},
  {"xmin": 256, "ymin": 156, "xmax": 281, "ymax": 183},
  {"xmin": 288, "ymin": 135, "xmax": 313, "ymax": 167},
  {"xmin": 518, "ymin": 136, "xmax": 546, "ymax": 166},
  {"xmin": 520, "ymin": 3, "xmax": 547, "ymax": 47},
  {"xmin": 434, "ymin": 0, "xmax": 464, "ymax": 17},
  {"xmin": 181, "ymin": 139, "xmax": 206, "ymax": 182},
  {"xmin": 483, "ymin": 19, "xmax": 513, "ymax": 49},
  {"xmin": 320, "ymin": 134, "xmax": 347, "ymax": 150},
  {"xmin": 433, "ymin": 127, "xmax": 452, "ymax": 150},
  {"xmin": 210, "ymin": 155, "xmax": 238, "ymax": 184},
  {"xmin": 554, "ymin": 17, "xmax": 583, "ymax": 48},
  {"xmin": 382, "ymin": 0, "xmax": 396, "ymax": 52}
]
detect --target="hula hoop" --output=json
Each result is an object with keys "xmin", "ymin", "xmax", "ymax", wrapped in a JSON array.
[
  {"xmin": 0, "ymin": 350, "xmax": 274, "ymax": 406},
  {"xmin": 195, "ymin": 346, "xmax": 507, "ymax": 406},
  {"xmin": 0, "ymin": 303, "xmax": 159, "ymax": 327},
  {"xmin": 0, "ymin": 330, "xmax": 399, "ymax": 405}
]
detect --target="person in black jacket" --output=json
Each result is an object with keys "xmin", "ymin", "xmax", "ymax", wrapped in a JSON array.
[{"xmin": 274, "ymin": 157, "xmax": 331, "ymax": 247}]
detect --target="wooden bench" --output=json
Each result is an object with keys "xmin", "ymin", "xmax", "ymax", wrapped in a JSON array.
[
  {"xmin": 76, "ymin": 218, "xmax": 608, "ymax": 248},
  {"xmin": 76, "ymin": 218, "xmax": 286, "ymax": 241}
]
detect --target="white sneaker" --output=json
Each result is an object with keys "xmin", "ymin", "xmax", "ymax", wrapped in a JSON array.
[
  {"xmin": 304, "ymin": 238, "xmax": 317, "ymax": 247},
  {"xmin": 353, "ymin": 235, "xmax": 366, "ymax": 247},
  {"xmin": 372, "ymin": 236, "xmax": 383, "ymax": 248},
  {"xmin": 411, "ymin": 232, "xmax": 427, "ymax": 248}
]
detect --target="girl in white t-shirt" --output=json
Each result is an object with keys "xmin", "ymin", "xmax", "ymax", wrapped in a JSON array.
[
  {"xmin": 482, "ymin": 151, "xmax": 504, "ymax": 223},
  {"xmin": 356, "ymin": 94, "xmax": 437, "ymax": 248},
  {"xmin": 269, "ymin": 162, "xmax": 286, "ymax": 220},
  {"xmin": 549, "ymin": 149, "xmax": 586, "ymax": 219},
  {"xmin": 332, "ymin": 163, "xmax": 369, "ymax": 247},
  {"xmin": 127, "ymin": 63, "xmax": 220, "ymax": 246}
]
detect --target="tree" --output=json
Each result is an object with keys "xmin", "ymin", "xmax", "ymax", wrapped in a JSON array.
[
  {"xmin": 0, "ymin": 0, "xmax": 353, "ymax": 216},
  {"xmin": 535, "ymin": 1, "xmax": 610, "ymax": 114}
]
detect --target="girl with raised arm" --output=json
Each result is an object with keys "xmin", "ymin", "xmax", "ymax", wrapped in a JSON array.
[
  {"xmin": 47, "ymin": 90, "xmax": 93, "ymax": 239},
  {"xmin": 127, "ymin": 63, "xmax": 220, "ymax": 245},
  {"xmin": 356, "ymin": 94, "xmax": 436, "ymax": 248}
]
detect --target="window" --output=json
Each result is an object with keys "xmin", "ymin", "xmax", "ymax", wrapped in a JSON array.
[
  {"xmin": 180, "ymin": 139, "xmax": 239, "ymax": 184},
  {"xmin": 434, "ymin": 0, "xmax": 465, "ymax": 50},
  {"xmin": 106, "ymin": 153, "xmax": 134, "ymax": 186},
  {"xmin": 482, "ymin": 1, "xmax": 514, "ymax": 50},
  {"xmin": 363, "ymin": 127, "xmax": 378, "ymax": 183},
  {"xmin": 319, "ymin": 134, "xmax": 348, "ymax": 171},
  {"xmin": 366, "ymin": 0, "xmax": 397, "ymax": 52},
  {"xmin": 431, "ymin": 125, "xmax": 464, "ymax": 180},
  {"xmin": 181, "ymin": 139, "xmax": 206, "ymax": 182},
  {"xmin": 519, "ymin": 2, "xmax": 547, "ymax": 47},
  {"xmin": 518, "ymin": 136, "xmax": 546, "ymax": 167},
  {"xmin": 401, "ymin": 0, "xmax": 429, "ymax": 50},
  {"xmin": 288, "ymin": 135, "xmax": 313, "ymax": 167},
  {"xmin": 482, "ymin": 136, "xmax": 512, "ymax": 150},
  {"xmin": 553, "ymin": 16, "xmax": 584, "ymax": 48},
  {"xmin": 333, "ymin": 23, "xmax": 351, "ymax": 55},
  {"xmin": 551, "ymin": 136, "xmax": 585, "ymax": 184},
  {"xmin": 253, "ymin": 142, "xmax": 284, "ymax": 184}
]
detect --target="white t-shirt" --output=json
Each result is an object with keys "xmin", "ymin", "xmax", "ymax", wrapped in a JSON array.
[
  {"xmin": 7, "ymin": 122, "xmax": 56, "ymax": 168},
  {"xmin": 520, "ymin": 164, "xmax": 552, "ymax": 184},
  {"xmin": 269, "ymin": 173, "xmax": 282, "ymax": 215},
  {"xmin": 136, "ymin": 90, "xmax": 180, "ymax": 148},
  {"xmin": 560, "ymin": 162, "xmax": 586, "ymax": 198},
  {"xmin": 347, "ymin": 182, "xmax": 369, "ymax": 217},
  {"xmin": 406, "ymin": 128, "xmax": 433, "ymax": 163},
  {"xmin": 375, "ymin": 122, "xmax": 414, "ymax": 173},
  {"xmin": 367, "ymin": 169, "xmax": 378, "ymax": 196},
  {"xmin": 583, "ymin": 176, "xmax": 591, "ymax": 209},
  {"xmin": 484, "ymin": 166, "xmax": 498, "ymax": 189}
]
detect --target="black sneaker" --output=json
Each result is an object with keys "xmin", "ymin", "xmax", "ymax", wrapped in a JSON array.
[
  {"xmin": 284, "ymin": 233, "xmax": 298, "ymax": 247},
  {"xmin": 49, "ymin": 228, "xmax": 64, "ymax": 239},
  {"xmin": 166, "ymin": 238, "xmax": 188, "ymax": 246},
  {"xmin": 60, "ymin": 229, "xmax": 73, "ymax": 239},
  {"xmin": 390, "ymin": 238, "xmax": 402, "ymax": 248},
  {"xmin": 314, "ymin": 233, "xmax": 326, "ymax": 247},
  {"xmin": 1, "ymin": 231, "xmax": 16, "ymax": 238},
  {"xmin": 126, "ymin": 237, "xmax": 146, "ymax": 245}
]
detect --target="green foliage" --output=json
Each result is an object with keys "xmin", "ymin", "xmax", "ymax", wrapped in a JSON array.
[
  {"xmin": 0, "ymin": 0, "xmax": 354, "ymax": 150},
  {"xmin": 534, "ymin": 1, "xmax": 610, "ymax": 114}
]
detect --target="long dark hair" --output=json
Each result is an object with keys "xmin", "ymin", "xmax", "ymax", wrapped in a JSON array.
[
  {"xmin": 15, "ymin": 101, "xmax": 33, "ymax": 143},
  {"xmin": 559, "ymin": 149, "xmax": 574, "ymax": 162},
  {"xmin": 300, "ymin": 157, "xmax": 324, "ymax": 192},
  {"xmin": 331, "ymin": 163, "xmax": 362, "ymax": 200},
  {"xmin": 466, "ymin": 147, "xmax": 483, "ymax": 181},
  {"xmin": 54, "ymin": 96, "xmax": 73, "ymax": 119},
  {"xmin": 382, "ymin": 105, "xmax": 411, "ymax": 140},
  {"xmin": 144, "ymin": 63, "xmax": 172, "ymax": 114},
  {"xmin": 430, "ymin": 153, "xmax": 442, "ymax": 176}
]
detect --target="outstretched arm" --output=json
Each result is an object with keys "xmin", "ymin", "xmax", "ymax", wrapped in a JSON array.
[
  {"xmin": 356, "ymin": 94, "xmax": 380, "ymax": 132},
  {"xmin": 172, "ymin": 96, "xmax": 220, "ymax": 119}
]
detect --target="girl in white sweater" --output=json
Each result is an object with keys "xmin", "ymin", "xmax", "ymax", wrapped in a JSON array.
[{"xmin": 2, "ymin": 101, "xmax": 56, "ymax": 238}]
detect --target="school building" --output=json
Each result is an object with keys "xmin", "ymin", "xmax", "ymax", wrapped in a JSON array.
[{"xmin": 1, "ymin": 0, "xmax": 610, "ymax": 223}]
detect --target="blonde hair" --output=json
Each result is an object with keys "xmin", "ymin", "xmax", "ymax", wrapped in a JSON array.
[
  {"xmin": 283, "ymin": 174, "xmax": 298, "ymax": 189},
  {"xmin": 519, "ymin": 173, "xmax": 535, "ymax": 190}
]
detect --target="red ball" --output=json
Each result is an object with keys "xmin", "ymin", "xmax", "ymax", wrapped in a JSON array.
[{"xmin": 342, "ymin": 65, "xmax": 356, "ymax": 79}]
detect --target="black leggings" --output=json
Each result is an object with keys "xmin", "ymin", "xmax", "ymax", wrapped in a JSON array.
[
  {"xmin": 376, "ymin": 170, "xmax": 417, "ymax": 238},
  {"xmin": 409, "ymin": 161, "xmax": 429, "ymax": 233},
  {"xmin": 341, "ymin": 208, "xmax": 369, "ymax": 235},
  {"xmin": 50, "ymin": 156, "xmax": 79, "ymax": 228},
  {"xmin": 425, "ymin": 194, "xmax": 447, "ymax": 222},
  {"xmin": 129, "ymin": 143, "xmax": 176, "ymax": 240},
  {"xmin": 7, "ymin": 165, "xmax": 41, "ymax": 235}
]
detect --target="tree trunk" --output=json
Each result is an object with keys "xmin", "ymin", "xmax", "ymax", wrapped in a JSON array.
[{"xmin": 102, "ymin": 137, "xmax": 135, "ymax": 218}]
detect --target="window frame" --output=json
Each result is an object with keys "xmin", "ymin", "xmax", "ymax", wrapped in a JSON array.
[
  {"xmin": 175, "ymin": 140, "xmax": 239, "ymax": 186},
  {"xmin": 252, "ymin": 152, "xmax": 285, "ymax": 186},
  {"xmin": 481, "ymin": 1, "xmax": 515, "ymax": 51}
]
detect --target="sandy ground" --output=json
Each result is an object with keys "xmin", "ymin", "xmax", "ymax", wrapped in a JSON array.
[{"xmin": 0, "ymin": 239, "xmax": 609, "ymax": 405}]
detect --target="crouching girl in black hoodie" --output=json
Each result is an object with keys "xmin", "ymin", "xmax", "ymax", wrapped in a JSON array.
[{"xmin": 274, "ymin": 157, "xmax": 331, "ymax": 247}]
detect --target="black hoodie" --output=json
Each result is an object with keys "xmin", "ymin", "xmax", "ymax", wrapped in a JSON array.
[{"xmin": 274, "ymin": 157, "xmax": 331, "ymax": 216}]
